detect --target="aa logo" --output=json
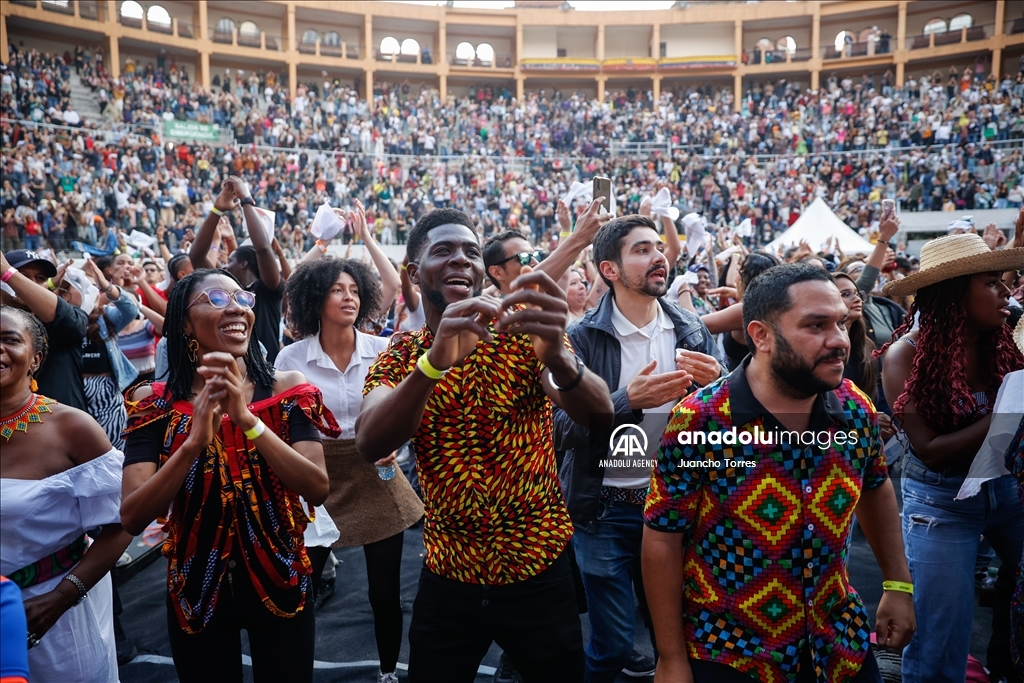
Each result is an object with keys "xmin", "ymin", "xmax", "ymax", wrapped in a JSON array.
[{"xmin": 609, "ymin": 424, "xmax": 648, "ymax": 458}]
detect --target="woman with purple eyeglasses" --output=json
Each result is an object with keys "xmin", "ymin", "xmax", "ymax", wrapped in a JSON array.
[{"xmin": 119, "ymin": 268, "xmax": 340, "ymax": 683}]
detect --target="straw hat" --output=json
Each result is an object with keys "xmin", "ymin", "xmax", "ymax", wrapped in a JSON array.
[
  {"xmin": 882, "ymin": 233, "xmax": 1023, "ymax": 297},
  {"xmin": 1015, "ymin": 316, "xmax": 1024, "ymax": 356}
]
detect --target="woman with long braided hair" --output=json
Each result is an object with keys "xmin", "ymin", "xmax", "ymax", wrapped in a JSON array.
[
  {"xmin": 879, "ymin": 232, "xmax": 1024, "ymax": 683},
  {"xmin": 119, "ymin": 269, "xmax": 340, "ymax": 683}
]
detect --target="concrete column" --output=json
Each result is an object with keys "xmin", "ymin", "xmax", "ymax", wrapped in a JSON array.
[
  {"xmin": 108, "ymin": 35, "xmax": 120, "ymax": 78},
  {"xmin": 896, "ymin": 1, "xmax": 906, "ymax": 50},
  {"xmin": 651, "ymin": 23, "xmax": 659, "ymax": 59},
  {"xmin": 733, "ymin": 19, "xmax": 742, "ymax": 61},
  {"xmin": 652, "ymin": 75, "xmax": 661, "ymax": 102},
  {"xmin": 597, "ymin": 24, "xmax": 605, "ymax": 61},
  {"xmin": 365, "ymin": 68, "xmax": 373, "ymax": 102},
  {"xmin": 196, "ymin": 0, "xmax": 207, "ymax": 42},
  {"xmin": 994, "ymin": 0, "xmax": 1005, "ymax": 36},
  {"xmin": 105, "ymin": 0, "xmax": 115, "ymax": 23},
  {"xmin": 515, "ymin": 22, "xmax": 522, "ymax": 64},
  {"xmin": 811, "ymin": 70, "xmax": 819, "ymax": 91},
  {"xmin": 734, "ymin": 72, "xmax": 742, "ymax": 101},
  {"xmin": 597, "ymin": 76, "xmax": 606, "ymax": 102},
  {"xmin": 516, "ymin": 76, "xmax": 524, "ymax": 101},
  {"xmin": 992, "ymin": 48, "xmax": 1001, "ymax": 80},
  {"xmin": 364, "ymin": 15, "xmax": 373, "ymax": 62},
  {"xmin": 288, "ymin": 61, "xmax": 297, "ymax": 100},
  {"xmin": 438, "ymin": 19, "xmax": 446, "ymax": 65},
  {"xmin": 439, "ymin": 74, "xmax": 447, "ymax": 100},
  {"xmin": 199, "ymin": 52, "xmax": 210, "ymax": 90},
  {"xmin": 0, "ymin": 16, "xmax": 7, "ymax": 69},
  {"xmin": 286, "ymin": 3, "xmax": 296, "ymax": 53},
  {"xmin": 811, "ymin": 3, "xmax": 820, "ymax": 60},
  {"xmin": 895, "ymin": 62, "xmax": 904, "ymax": 87}
]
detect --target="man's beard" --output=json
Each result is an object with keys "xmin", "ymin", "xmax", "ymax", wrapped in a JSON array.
[
  {"xmin": 769, "ymin": 329, "xmax": 847, "ymax": 399},
  {"xmin": 423, "ymin": 282, "xmax": 483, "ymax": 314},
  {"xmin": 625, "ymin": 265, "xmax": 668, "ymax": 298}
]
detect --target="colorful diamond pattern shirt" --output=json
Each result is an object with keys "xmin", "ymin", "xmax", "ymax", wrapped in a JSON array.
[{"xmin": 644, "ymin": 358, "xmax": 888, "ymax": 683}]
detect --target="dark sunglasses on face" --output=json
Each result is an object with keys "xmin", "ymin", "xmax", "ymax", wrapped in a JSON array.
[
  {"xmin": 839, "ymin": 289, "xmax": 866, "ymax": 302},
  {"xmin": 497, "ymin": 252, "xmax": 539, "ymax": 267},
  {"xmin": 187, "ymin": 288, "xmax": 256, "ymax": 310}
]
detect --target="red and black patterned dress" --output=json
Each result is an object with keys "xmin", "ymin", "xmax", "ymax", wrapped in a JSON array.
[{"xmin": 123, "ymin": 381, "xmax": 340, "ymax": 634}]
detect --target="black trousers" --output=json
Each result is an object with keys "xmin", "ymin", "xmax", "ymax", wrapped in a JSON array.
[
  {"xmin": 167, "ymin": 565, "xmax": 315, "ymax": 683},
  {"xmin": 689, "ymin": 646, "xmax": 883, "ymax": 683},
  {"xmin": 408, "ymin": 550, "xmax": 584, "ymax": 683}
]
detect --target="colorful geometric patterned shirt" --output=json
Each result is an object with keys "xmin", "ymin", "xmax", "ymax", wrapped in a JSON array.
[
  {"xmin": 363, "ymin": 324, "xmax": 573, "ymax": 585},
  {"xmin": 645, "ymin": 357, "xmax": 888, "ymax": 683}
]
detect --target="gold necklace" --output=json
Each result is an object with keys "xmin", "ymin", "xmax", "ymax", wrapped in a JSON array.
[{"xmin": 1, "ymin": 394, "xmax": 56, "ymax": 442}]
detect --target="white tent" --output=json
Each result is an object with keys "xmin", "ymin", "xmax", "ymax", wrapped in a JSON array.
[{"xmin": 765, "ymin": 197, "xmax": 875, "ymax": 256}]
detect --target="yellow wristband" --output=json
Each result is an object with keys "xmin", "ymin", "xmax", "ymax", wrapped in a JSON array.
[
  {"xmin": 46, "ymin": 278, "xmax": 56, "ymax": 291},
  {"xmin": 211, "ymin": 206, "xmax": 224, "ymax": 216},
  {"xmin": 882, "ymin": 581, "xmax": 914, "ymax": 595},
  {"xmin": 243, "ymin": 418, "xmax": 266, "ymax": 440},
  {"xmin": 416, "ymin": 353, "xmax": 448, "ymax": 380}
]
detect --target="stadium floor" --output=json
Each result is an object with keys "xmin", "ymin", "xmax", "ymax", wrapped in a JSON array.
[{"xmin": 117, "ymin": 491, "xmax": 995, "ymax": 683}]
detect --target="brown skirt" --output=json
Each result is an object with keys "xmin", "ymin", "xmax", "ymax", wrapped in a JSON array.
[{"xmin": 322, "ymin": 438, "xmax": 424, "ymax": 548}]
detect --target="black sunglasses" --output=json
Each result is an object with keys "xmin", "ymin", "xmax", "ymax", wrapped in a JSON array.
[{"xmin": 496, "ymin": 251, "xmax": 539, "ymax": 267}]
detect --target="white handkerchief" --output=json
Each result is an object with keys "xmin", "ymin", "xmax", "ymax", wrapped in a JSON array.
[
  {"xmin": 561, "ymin": 180, "xmax": 592, "ymax": 206},
  {"xmin": 681, "ymin": 212, "xmax": 706, "ymax": 256},
  {"xmin": 126, "ymin": 230, "xmax": 156, "ymax": 250},
  {"xmin": 310, "ymin": 203, "xmax": 345, "ymax": 242},
  {"xmin": 252, "ymin": 207, "xmax": 276, "ymax": 243},
  {"xmin": 955, "ymin": 370, "xmax": 1023, "ymax": 500},
  {"xmin": 63, "ymin": 267, "xmax": 100, "ymax": 314},
  {"xmin": 650, "ymin": 187, "xmax": 680, "ymax": 221}
]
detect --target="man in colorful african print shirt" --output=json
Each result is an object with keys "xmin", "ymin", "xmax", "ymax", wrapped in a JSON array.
[
  {"xmin": 643, "ymin": 264, "xmax": 916, "ymax": 683},
  {"xmin": 358, "ymin": 208, "xmax": 613, "ymax": 683}
]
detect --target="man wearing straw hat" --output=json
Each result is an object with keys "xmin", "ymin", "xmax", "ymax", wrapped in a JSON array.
[{"xmin": 879, "ymin": 225, "xmax": 1024, "ymax": 683}]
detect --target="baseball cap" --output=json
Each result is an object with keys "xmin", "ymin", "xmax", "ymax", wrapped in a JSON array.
[{"xmin": 4, "ymin": 249, "xmax": 57, "ymax": 277}]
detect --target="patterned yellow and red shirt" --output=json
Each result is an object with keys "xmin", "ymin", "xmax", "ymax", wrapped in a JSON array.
[
  {"xmin": 363, "ymin": 324, "xmax": 573, "ymax": 585},
  {"xmin": 645, "ymin": 358, "xmax": 888, "ymax": 683}
]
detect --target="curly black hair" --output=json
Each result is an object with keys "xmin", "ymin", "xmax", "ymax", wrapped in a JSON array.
[
  {"xmin": 285, "ymin": 258, "xmax": 382, "ymax": 338},
  {"xmin": 163, "ymin": 269, "xmax": 276, "ymax": 402},
  {"xmin": 0, "ymin": 305, "xmax": 49, "ymax": 375}
]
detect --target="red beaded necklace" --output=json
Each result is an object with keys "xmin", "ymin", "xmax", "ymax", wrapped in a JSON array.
[{"xmin": 0, "ymin": 394, "xmax": 56, "ymax": 442}]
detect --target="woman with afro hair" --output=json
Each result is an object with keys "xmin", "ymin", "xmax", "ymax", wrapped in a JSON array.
[
  {"xmin": 879, "ymin": 229, "xmax": 1024, "ymax": 683},
  {"xmin": 274, "ymin": 256, "xmax": 423, "ymax": 683}
]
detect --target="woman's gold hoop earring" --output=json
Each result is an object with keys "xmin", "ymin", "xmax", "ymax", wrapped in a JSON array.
[{"xmin": 186, "ymin": 337, "xmax": 199, "ymax": 364}]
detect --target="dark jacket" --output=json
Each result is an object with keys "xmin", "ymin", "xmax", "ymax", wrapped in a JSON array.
[{"xmin": 553, "ymin": 291, "xmax": 723, "ymax": 531}]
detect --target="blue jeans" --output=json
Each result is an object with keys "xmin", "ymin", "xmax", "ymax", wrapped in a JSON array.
[
  {"xmin": 900, "ymin": 455, "xmax": 1024, "ymax": 683},
  {"xmin": 572, "ymin": 500, "xmax": 650, "ymax": 683}
]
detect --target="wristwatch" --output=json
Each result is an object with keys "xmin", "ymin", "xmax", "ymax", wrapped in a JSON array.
[{"xmin": 239, "ymin": 196, "xmax": 256, "ymax": 207}]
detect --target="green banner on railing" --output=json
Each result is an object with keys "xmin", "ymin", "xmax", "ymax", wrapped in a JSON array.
[{"xmin": 164, "ymin": 120, "xmax": 219, "ymax": 141}]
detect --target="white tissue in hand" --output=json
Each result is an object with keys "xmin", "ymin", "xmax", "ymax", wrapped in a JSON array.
[
  {"xmin": 251, "ymin": 207, "xmax": 276, "ymax": 243},
  {"xmin": 310, "ymin": 203, "xmax": 345, "ymax": 242},
  {"xmin": 681, "ymin": 213, "xmax": 707, "ymax": 256}
]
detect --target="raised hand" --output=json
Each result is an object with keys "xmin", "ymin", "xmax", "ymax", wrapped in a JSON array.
[
  {"xmin": 639, "ymin": 195, "xmax": 653, "ymax": 217},
  {"xmin": 498, "ymin": 266, "xmax": 571, "ymax": 366},
  {"xmin": 626, "ymin": 359, "xmax": 693, "ymax": 410},
  {"xmin": 347, "ymin": 199, "xmax": 369, "ymax": 243},
  {"xmin": 573, "ymin": 198, "xmax": 613, "ymax": 244},
  {"xmin": 982, "ymin": 223, "xmax": 1006, "ymax": 250},
  {"xmin": 556, "ymin": 199, "xmax": 571, "ymax": 233},
  {"xmin": 879, "ymin": 215, "xmax": 900, "ymax": 243},
  {"xmin": 1015, "ymin": 206, "xmax": 1024, "ymax": 250},
  {"xmin": 126, "ymin": 265, "xmax": 144, "ymax": 287},
  {"xmin": 426, "ymin": 296, "xmax": 503, "ymax": 371}
]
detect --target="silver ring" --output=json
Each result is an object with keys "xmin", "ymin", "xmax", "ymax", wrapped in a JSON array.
[{"xmin": 28, "ymin": 633, "xmax": 40, "ymax": 648}]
